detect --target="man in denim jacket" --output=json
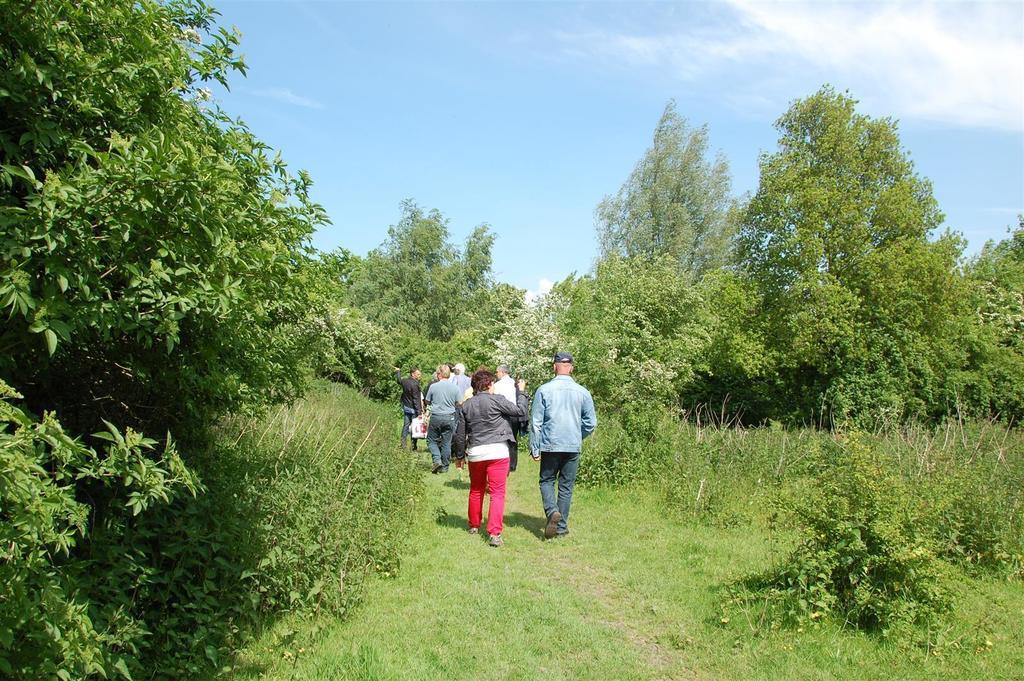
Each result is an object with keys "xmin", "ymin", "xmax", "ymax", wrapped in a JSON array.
[{"xmin": 530, "ymin": 352, "xmax": 597, "ymax": 539}]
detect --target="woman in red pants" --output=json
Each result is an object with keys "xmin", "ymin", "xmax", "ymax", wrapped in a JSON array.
[{"xmin": 460, "ymin": 368, "xmax": 528, "ymax": 546}]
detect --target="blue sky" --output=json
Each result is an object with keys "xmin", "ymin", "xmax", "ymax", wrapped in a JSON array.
[{"xmin": 211, "ymin": 0, "xmax": 1024, "ymax": 296}]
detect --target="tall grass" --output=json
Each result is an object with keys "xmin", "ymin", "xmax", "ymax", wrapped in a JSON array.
[
  {"xmin": 581, "ymin": 412, "xmax": 1024, "ymax": 572},
  {"xmin": 133, "ymin": 382, "xmax": 421, "ymax": 678},
  {"xmin": 206, "ymin": 383, "xmax": 422, "ymax": 619}
]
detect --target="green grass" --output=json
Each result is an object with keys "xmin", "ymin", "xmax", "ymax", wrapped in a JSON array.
[{"xmin": 230, "ymin": 439, "xmax": 1023, "ymax": 680}]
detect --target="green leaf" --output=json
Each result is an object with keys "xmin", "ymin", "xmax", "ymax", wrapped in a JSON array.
[
  {"xmin": 44, "ymin": 328, "xmax": 57, "ymax": 355},
  {"xmin": 2, "ymin": 164, "xmax": 36, "ymax": 183},
  {"xmin": 112, "ymin": 658, "xmax": 132, "ymax": 680}
]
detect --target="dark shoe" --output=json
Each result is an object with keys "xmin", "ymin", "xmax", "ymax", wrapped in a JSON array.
[
  {"xmin": 489, "ymin": 534, "xmax": 503, "ymax": 547},
  {"xmin": 431, "ymin": 464, "xmax": 442, "ymax": 474},
  {"xmin": 544, "ymin": 510, "xmax": 562, "ymax": 539},
  {"xmin": 554, "ymin": 529, "xmax": 570, "ymax": 539}
]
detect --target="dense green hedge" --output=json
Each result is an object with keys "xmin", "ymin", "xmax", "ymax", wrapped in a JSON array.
[
  {"xmin": 1, "ymin": 381, "xmax": 421, "ymax": 679},
  {"xmin": 1, "ymin": 0, "xmax": 325, "ymax": 441}
]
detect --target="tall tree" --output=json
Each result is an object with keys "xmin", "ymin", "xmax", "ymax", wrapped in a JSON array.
[
  {"xmin": 738, "ymin": 86, "xmax": 971, "ymax": 423},
  {"xmin": 348, "ymin": 200, "xmax": 495, "ymax": 340},
  {"xmin": 596, "ymin": 100, "xmax": 739, "ymax": 278}
]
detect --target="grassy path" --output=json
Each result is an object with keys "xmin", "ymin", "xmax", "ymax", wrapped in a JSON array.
[{"xmin": 234, "ymin": 451, "xmax": 1024, "ymax": 681}]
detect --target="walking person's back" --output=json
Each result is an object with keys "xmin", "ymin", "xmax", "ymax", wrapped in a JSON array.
[
  {"xmin": 395, "ymin": 366, "xmax": 424, "ymax": 451},
  {"xmin": 530, "ymin": 352, "xmax": 596, "ymax": 539},
  {"xmin": 425, "ymin": 364, "xmax": 464, "ymax": 474},
  {"xmin": 461, "ymin": 369, "xmax": 528, "ymax": 546}
]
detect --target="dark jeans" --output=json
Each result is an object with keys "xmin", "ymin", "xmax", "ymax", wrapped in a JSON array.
[
  {"xmin": 427, "ymin": 413, "xmax": 455, "ymax": 470},
  {"xmin": 401, "ymin": 409, "xmax": 419, "ymax": 450},
  {"xmin": 507, "ymin": 421, "xmax": 526, "ymax": 472},
  {"xmin": 539, "ymin": 451, "xmax": 579, "ymax": 534}
]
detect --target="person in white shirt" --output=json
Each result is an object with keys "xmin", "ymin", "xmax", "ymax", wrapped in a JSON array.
[
  {"xmin": 494, "ymin": 365, "xmax": 516, "ymax": 404},
  {"xmin": 451, "ymin": 362, "xmax": 472, "ymax": 394},
  {"xmin": 494, "ymin": 365, "xmax": 522, "ymax": 471}
]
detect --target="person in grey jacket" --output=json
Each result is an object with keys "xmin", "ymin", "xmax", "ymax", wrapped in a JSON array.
[
  {"xmin": 461, "ymin": 368, "xmax": 528, "ymax": 546},
  {"xmin": 530, "ymin": 352, "xmax": 597, "ymax": 539},
  {"xmin": 425, "ymin": 364, "xmax": 464, "ymax": 474}
]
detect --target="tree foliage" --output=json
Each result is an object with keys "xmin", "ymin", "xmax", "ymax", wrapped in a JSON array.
[
  {"xmin": 737, "ymin": 86, "xmax": 972, "ymax": 423},
  {"xmin": 596, "ymin": 100, "xmax": 739, "ymax": 278},
  {"xmin": 961, "ymin": 217, "xmax": 1024, "ymax": 420},
  {"xmin": 348, "ymin": 200, "xmax": 495, "ymax": 341},
  {"xmin": 557, "ymin": 255, "xmax": 712, "ymax": 412},
  {"xmin": 490, "ymin": 289, "xmax": 567, "ymax": 389},
  {"xmin": 0, "ymin": 0, "xmax": 326, "ymax": 439},
  {"xmin": 0, "ymin": 379, "xmax": 197, "ymax": 679},
  {"xmin": 0, "ymin": 1, "xmax": 338, "ymax": 677}
]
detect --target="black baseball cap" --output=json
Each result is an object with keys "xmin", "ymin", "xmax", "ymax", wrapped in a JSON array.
[{"xmin": 553, "ymin": 351, "xmax": 574, "ymax": 364}]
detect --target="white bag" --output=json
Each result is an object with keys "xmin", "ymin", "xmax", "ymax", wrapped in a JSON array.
[{"xmin": 410, "ymin": 415, "xmax": 427, "ymax": 439}]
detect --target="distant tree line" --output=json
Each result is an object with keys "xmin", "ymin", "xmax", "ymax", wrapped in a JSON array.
[{"xmin": 337, "ymin": 88, "xmax": 1023, "ymax": 428}]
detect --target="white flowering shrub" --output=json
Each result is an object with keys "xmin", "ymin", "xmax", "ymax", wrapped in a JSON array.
[
  {"xmin": 492, "ymin": 290, "xmax": 568, "ymax": 388},
  {"xmin": 306, "ymin": 305, "xmax": 393, "ymax": 393}
]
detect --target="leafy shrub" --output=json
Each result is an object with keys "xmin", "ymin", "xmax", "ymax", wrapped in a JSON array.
[
  {"xmin": 1, "ymin": 381, "xmax": 421, "ymax": 679},
  {"xmin": 557, "ymin": 255, "xmax": 711, "ymax": 414},
  {"xmin": 0, "ymin": 380, "xmax": 197, "ymax": 680},
  {"xmin": 922, "ymin": 471, "xmax": 1023, "ymax": 573},
  {"xmin": 578, "ymin": 408, "xmax": 678, "ymax": 487},
  {"xmin": 491, "ymin": 289, "xmax": 567, "ymax": 389},
  {"xmin": 306, "ymin": 305, "xmax": 394, "ymax": 394},
  {"xmin": 731, "ymin": 433, "xmax": 954, "ymax": 635},
  {"xmin": 905, "ymin": 421, "xmax": 1024, "ymax": 574},
  {"xmin": 1, "ymin": 0, "xmax": 325, "ymax": 441},
  {"xmin": 129, "ymin": 382, "xmax": 423, "ymax": 678}
]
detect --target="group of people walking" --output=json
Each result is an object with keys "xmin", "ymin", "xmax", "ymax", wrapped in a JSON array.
[{"xmin": 395, "ymin": 352, "xmax": 597, "ymax": 547}]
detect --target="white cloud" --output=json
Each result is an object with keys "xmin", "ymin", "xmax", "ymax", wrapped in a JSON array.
[
  {"xmin": 555, "ymin": 1, "xmax": 1024, "ymax": 131},
  {"xmin": 524, "ymin": 277, "xmax": 554, "ymax": 306},
  {"xmin": 250, "ymin": 87, "xmax": 324, "ymax": 110}
]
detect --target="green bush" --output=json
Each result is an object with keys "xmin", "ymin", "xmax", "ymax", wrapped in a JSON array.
[
  {"xmin": 306, "ymin": 305, "xmax": 394, "ymax": 394},
  {"xmin": 0, "ymin": 380, "xmax": 197, "ymax": 679},
  {"xmin": 731, "ymin": 433, "xmax": 954, "ymax": 635},
  {"xmin": 143, "ymin": 382, "xmax": 422, "ymax": 678},
  {"xmin": 578, "ymin": 408, "xmax": 678, "ymax": 487},
  {"xmin": 1, "ymin": 381, "xmax": 421, "ymax": 679},
  {"xmin": 557, "ymin": 255, "xmax": 711, "ymax": 414},
  {"xmin": 1, "ymin": 0, "xmax": 325, "ymax": 441},
  {"xmin": 208, "ymin": 383, "xmax": 421, "ymax": 620},
  {"xmin": 903, "ymin": 421, "xmax": 1024, "ymax": 574},
  {"xmin": 922, "ymin": 471, "xmax": 1023, "ymax": 573}
]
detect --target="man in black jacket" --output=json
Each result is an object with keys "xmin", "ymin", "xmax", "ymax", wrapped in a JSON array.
[{"xmin": 395, "ymin": 367, "xmax": 423, "ymax": 451}]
